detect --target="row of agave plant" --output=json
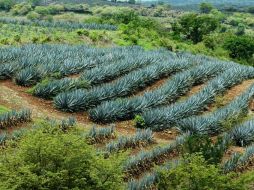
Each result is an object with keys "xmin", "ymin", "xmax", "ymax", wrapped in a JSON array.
[
  {"xmin": 0, "ymin": 17, "xmax": 117, "ymax": 31},
  {"xmin": 0, "ymin": 109, "xmax": 32, "ymax": 129},
  {"xmin": 123, "ymin": 134, "xmax": 188, "ymax": 177},
  {"xmin": 32, "ymin": 50, "xmax": 171, "ymax": 99},
  {"xmin": 53, "ymin": 55, "xmax": 213, "ymax": 112},
  {"xmin": 14, "ymin": 47, "xmax": 149, "ymax": 86},
  {"xmin": 0, "ymin": 44, "xmax": 143, "ymax": 81},
  {"xmin": 106, "ymin": 129, "xmax": 154, "ymax": 153},
  {"xmin": 127, "ymin": 161, "xmax": 179, "ymax": 190},
  {"xmin": 178, "ymin": 84, "xmax": 254, "ymax": 136},
  {"xmin": 89, "ymin": 60, "xmax": 234, "ymax": 123},
  {"xmin": 223, "ymin": 143, "xmax": 254, "ymax": 173},
  {"xmin": 137, "ymin": 65, "xmax": 254, "ymax": 131}
]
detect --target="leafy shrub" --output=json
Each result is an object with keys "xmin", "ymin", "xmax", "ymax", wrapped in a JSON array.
[
  {"xmin": 157, "ymin": 154, "xmax": 245, "ymax": 190},
  {"xmin": 10, "ymin": 3, "xmax": 32, "ymax": 15},
  {"xmin": 236, "ymin": 23, "xmax": 246, "ymax": 36},
  {"xmin": 200, "ymin": 2, "xmax": 214, "ymax": 13},
  {"xmin": 203, "ymin": 35, "xmax": 216, "ymax": 50},
  {"xmin": 0, "ymin": 125, "xmax": 126, "ymax": 190},
  {"xmin": 0, "ymin": 0, "xmax": 15, "ymax": 11},
  {"xmin": 172, "ymin": 13, "xmax": 219, "ymax": 44},
  {"xmin": 183, "ymin": 134, "xmax": 229, "ymax": 164},
  {"xmin": 248, "ymin": 7, "xmax": 254, "ymax": 14},
  {"xmin": 224, "ymin": 35, "xmax": 254, "ymax": 62},
  {"xmin": 26, "ymin": 11, "xmax": 41, "ymax": 20},
  {"xmin": 34, "ymin": 5, "xmax": 64, "ymax": 16},
  {"xmin": 76, "ymin": 29, "xmax": 90, "ymax": 36},
  {"xmin": 134, "ymin": 115, "xmax": 145, "ymax": 128}
]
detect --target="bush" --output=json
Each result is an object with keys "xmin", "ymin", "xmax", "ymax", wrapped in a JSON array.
[
  {"xmin": 76, "ymin": 29, "xmax": 90, "ymax": 36},
  {"xmin": 200, "ymin": 2, "xmax": 213, "ymax": 13},
  {"xmin": 235, "ymin": 23, "xmax": 245, "ymax": 36},
  {"xmin": 183, "ymin": 134, "xmax": 229, "ymax": 165},
  {"xmin": 248, "ymin": 7, "xmax": 254, "ymax": 14},
  {"xmin": 157, "ymin": 154, "xmax": 245, "ymax": 190},
  {"xmin": 11, "ymin": 3, "xmax": 32, "ymax": 15},
  {"xmin": 172, "ymin": 13, "xmax": 219, "ymax": 44},
  {"xmin": 33, "ymin": 4, "xmax": 65, "ymax": 15},
  {"xmin": 203, "ymin": 35, "xmax": 216, "ymax": 50},
  {"xmin": 0, "ymin": 0, "xmax": 15, "ymax": 10},
  {"xmin": 0, "ymin": 124, "xmax": 126, "ymax": 190},
  {"xmin": 26, "ymin": 11, "xmax": 41, "ymax": 20},
  {"xmin": 224, "ymin": 35, "xmax": 254, "ymax": 62},
  {"xmin": 34, "ymin": 6, "xmax": 53, "ymax": 16}
]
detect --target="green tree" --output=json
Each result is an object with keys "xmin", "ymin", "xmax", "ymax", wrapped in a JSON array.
[
  {"xmin": 129, "ymin": 0, "xmax": 135, "ymax": 4},
  {"xmin": 200, "ymin": 2, "xmax": 214, "ymax": 13},
  {"xmin": 157, "ymin": 154, "xmax": 245, "ymax": 190},
  {"xmin": 27, "ymin": 0, "xmax": 41, "ymax": 6},
  {"xmin": 224, "ymin": 35, "xmax": 254, "ymax": 62},
  {"xmin": 247, "ymin": 7, "xmax": 254, "ymax": 14},
  {"xmin": 172, "ymin": 13, "xmax": 219, "ymax": 44},
  {"xmin": 0, "ymin": 0, "xmax": 15, "ymax": 10},
  {"xmin": 0, "ymin": 124, "xmax": 126, "ymax": 190},
  {"xmin": 183, "ymin": 134, "xmax": 229, "ymax": 165},
  {"xmin": 235, "ymin": 23, "xmax": 245, "ymax": 36}
]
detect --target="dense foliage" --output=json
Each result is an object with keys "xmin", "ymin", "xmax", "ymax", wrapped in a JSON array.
[
  {"xmin": 157, "ymin": 154, "xmax": 245, "ymax": 190},
  {"xmin": 224, "ymin": 35, "xmax": 254, "ymax": 63},
  {"xmin": 172, "ymin": 13, "xmax": 219, "ymax": 43},
  {"xmin": 0, "ymin": 124, "xmax": 126, "ymax": 190}
]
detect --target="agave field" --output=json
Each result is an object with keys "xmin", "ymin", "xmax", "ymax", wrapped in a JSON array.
[
  {"xmin": 0, "ymin": 44, "xmax": 254, "ymax": 189},
  {"xmin": 0, "ymin": 17, "xmax": 117, "ymax": 31}
]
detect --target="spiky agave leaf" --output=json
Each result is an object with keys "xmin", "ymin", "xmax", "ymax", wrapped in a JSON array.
[{"xmin": 231, "ymin": 119, "xmax": 254, "ymax": 147}]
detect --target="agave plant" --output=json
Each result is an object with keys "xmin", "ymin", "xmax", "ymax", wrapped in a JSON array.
[
  {"xmin": 222, "ymin": 144, "xmax": 254, "ymax": 173},
  {"xmin": 128, "ymin": 172, "xmax": 157, "ymax": 190},
  {"xmin": 106, "ymin": 129, "xmax": 154, "ymax": 153},
  {"xmin": 230, "ymin": 119, "xmax": 254, "ymax": 147},
  {"xmin": 0, "ymin": 132, "xmax": 7, "ymax": 146},
  {"xmin": 60, "ymin": 117, "xmax": 76, "ymax": 131},
  {"xmin": 86, "ymin": 125, "xmax": 116, "ymax": 144},
  {"xmin": 14, "ymin": 68, "xmax": 44, "ymax": 86},
  {"xmin": 0, "ymin": 63, "xmax": 18, "ymax": 80}
]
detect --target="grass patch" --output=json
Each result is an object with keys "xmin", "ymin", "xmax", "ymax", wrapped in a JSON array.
[{"xmin": 0, "ymin": 105, "xmax": 10, "ymax": 114}]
